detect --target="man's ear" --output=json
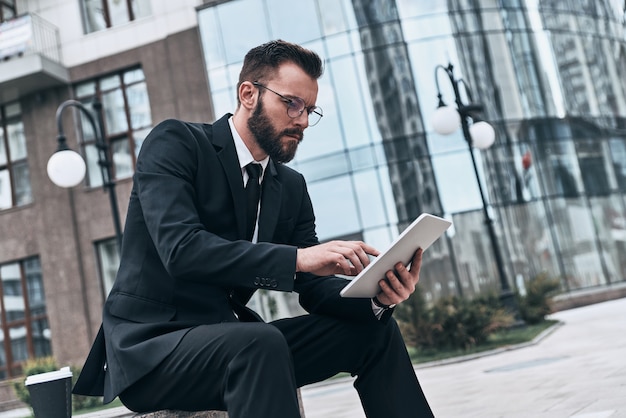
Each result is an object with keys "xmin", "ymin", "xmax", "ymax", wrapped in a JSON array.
[{"xmin": 239, "ymin": 81, "xmax": 257, "ymax": 110}]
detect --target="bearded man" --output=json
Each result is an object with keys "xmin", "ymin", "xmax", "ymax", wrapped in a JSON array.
[{"xmin": 73, "ymin": 39, "xmax": 434, "ymax": 418}]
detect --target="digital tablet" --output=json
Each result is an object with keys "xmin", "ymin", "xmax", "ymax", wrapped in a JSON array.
[{"xmin": 340, "ymin": 213, "xmax": 452, "ymax": 298}]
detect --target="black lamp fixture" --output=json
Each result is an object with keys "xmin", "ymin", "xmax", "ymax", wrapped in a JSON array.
[
  {"xmin": 432, "ymin": 62, "xmax": 521, "ymax": 320},
  {"xmin": 47, "ymin": 98, "xmax": 123, "ymax": 254}
]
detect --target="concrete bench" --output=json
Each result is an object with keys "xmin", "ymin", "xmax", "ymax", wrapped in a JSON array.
[{"xmin": 133, "ymin": 389, "xmax": 306, "ymax": 417}]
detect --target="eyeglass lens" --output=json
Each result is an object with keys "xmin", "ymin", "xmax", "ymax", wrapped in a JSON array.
[{"xmin": 286, "ymin": 97, "xmax": 322, "ymax": 126}]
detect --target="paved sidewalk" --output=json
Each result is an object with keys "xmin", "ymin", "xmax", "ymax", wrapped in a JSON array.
[
  {"xmin": 300, "ymin": 298, "xmax": 626, "ymax": 417},
  {"xmin": 3, "ymin": 298, "xmax": 624, "ymax": 417}
]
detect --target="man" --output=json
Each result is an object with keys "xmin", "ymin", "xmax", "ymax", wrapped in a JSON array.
[{"xmin": 73, "ymin": 40, "xmax": 434, "ymax": 418}]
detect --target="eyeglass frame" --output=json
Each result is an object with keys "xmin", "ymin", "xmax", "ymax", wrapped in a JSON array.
[{"xmin": 252, "ymin": 81, "xmax": 323, "ymax": 126}]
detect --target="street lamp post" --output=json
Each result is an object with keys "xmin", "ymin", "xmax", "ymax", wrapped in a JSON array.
[
  {"xmin": 432, "ymin": 63, "xmax": 521, "ymax": 319},
  {"xmin": 47, "ymin": 98, "xmax": 123, "ymax": 254}
]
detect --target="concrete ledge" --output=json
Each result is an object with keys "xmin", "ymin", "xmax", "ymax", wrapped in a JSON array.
[
  {"xmin": 134, "ymin": 411, "xmax": 226, "ymax": 417},
  {"xmin": 552, "ymin": 282, "xmax": 626, "ymax": 312},
  {"xmin": 133, "ymin": 389, "xmax": 306, "ymax": 418}
]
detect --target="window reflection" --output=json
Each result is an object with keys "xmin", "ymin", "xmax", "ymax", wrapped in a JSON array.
[
  {"xmin": 75, "ymin": 67, "xmax": 152, "ymax": 187},
  {"xmin": 0, "ymin": 258, "xmax": 50, "ymax": 378}
]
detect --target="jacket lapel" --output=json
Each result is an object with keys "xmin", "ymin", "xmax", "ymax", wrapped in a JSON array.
[{"xmin": 209, "ymin": 114, "xmax": 248, "ymax": 240}]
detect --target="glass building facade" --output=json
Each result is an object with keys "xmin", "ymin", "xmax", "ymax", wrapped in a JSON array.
[{"xmin": 197, "ymin": 0, "xmax": 626, "ymax": 316}]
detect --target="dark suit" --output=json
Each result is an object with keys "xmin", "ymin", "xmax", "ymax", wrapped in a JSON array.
[{"xmin": 73, "ymin": 114, "xmax": 433, "ymax": 417}]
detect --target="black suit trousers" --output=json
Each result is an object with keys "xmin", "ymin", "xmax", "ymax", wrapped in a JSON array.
[{"xmin": 119, "ymin": 315, "xmax": 434, "ymax": 418}]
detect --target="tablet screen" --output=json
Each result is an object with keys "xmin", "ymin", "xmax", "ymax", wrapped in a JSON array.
[{"xmin": 340, "ymin": 213, "xmax": 452, "ymax": 298}]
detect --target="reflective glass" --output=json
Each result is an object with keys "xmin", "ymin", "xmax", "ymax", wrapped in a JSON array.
[
  {"xmin": 24, "ymin": 258, "xmax": 45, "ymax": 313},
  {"xmin": 12, "ymin": 162, "xmax": 32, "ymax": 206},
  {"xmin": 218, "ymin": 0, "xmax": 269, "ymax": 64},
  {"xmin": 1, "ymin": 263, "xmax": 24, "ymax": 322},
  {"xmin": 97, "ymin": 239, "xmax": 120, "ymax": 296},
  {"xmin": 82, "ymin": 0, "xmax": 106, "ymax": 33},
  {"xmin": 127, "ymin": 82, "xmax": 151, "ymax": 129},
  {"xmin": 107, "ymin": 0, "xmax": 131, "ymax": 27},
  {"xmin": 85, "ymin": 143, "xmax": 102, "ymax": 188},
  {"xmin": 131, "ymin": 0, "xmax": 151, "ymax": 20},
  {"xmin": 103, "ymin": 89, "xmax": 129, "ymax": 135},
  {"xmin": 318, "ymin": 0, "xmax": 350, "ymax": 35},
  {"xmin": 111, "ymin": 137, "xmax": 133, "ymax": 180},
  {"xmin": 101, "ymin": 74, "xmax": 121, "ymax": 91},
  {"xmin": 308, "ymin": 175, "xmax": 360, "ymax": 240},
  {"xmin": 0, "ymin": 131, "xmax": 6, "ymax": 165},
  {"xmin": 0, "ymin": 169, "xmax": 11, "ymax": 209},
  {"xmin": 353, "ymin": 169, "xmax": 388, "ymax": 229},
  {"xmin": 75, "ymin": 81, "xmax": 96, "ymax": 98},
  {"xmin": 7, "ymin": 120, "xmax": 26, "ymax": 160},
  {"xmin": 123, "ymin": 68, "xmax": 145, "ymax": 84},
  {"xmin": 267, "ymin": 0, "xmax": 320, "ymax": 44},
  {"xmin": 133, "ymin": 127, "xmax": 151, "ymax": 159},
  {"xmin": 31, "ymin": 318, "xmax": 52, "ymax": 358}
]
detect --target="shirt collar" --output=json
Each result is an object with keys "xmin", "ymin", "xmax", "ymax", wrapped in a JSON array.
[{"xmin": 229, "ymin": 117, "xmax": 269, "ymax": 177}]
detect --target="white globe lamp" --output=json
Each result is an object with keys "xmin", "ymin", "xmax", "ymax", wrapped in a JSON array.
[
  {"xmin": 47, "ymin": 149, "xmax": 87, "ymax": 188},
  {"xmin": 469, "ymin": 121, "xmax": 496, "ymax": 149},
  {"xmin": 431, "ymin": 105, "xmax": 461, "ymax": 135}
]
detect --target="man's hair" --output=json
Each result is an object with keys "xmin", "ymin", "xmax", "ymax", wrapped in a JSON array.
[{"xmin": 237, "ymin": 40, "xmax": 323, "ymax": 104}]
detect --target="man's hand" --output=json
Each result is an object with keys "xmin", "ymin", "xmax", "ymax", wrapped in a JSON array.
[
  {"xmin": 375, "ymin": 248, "xmax": 423, "ymax": 306},
  {"xmin": 296, "ymin": 241, "xmax": 380, "ymax": 277}
]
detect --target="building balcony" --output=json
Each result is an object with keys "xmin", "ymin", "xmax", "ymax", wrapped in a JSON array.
[{"xmin": 0, "ymin": 13, "xmax": 69, "ymax": 104}]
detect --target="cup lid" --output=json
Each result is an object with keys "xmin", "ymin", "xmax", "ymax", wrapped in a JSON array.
[{"xmin": 25, "ymin": 367, "xmax": 72, "ymax": 385}]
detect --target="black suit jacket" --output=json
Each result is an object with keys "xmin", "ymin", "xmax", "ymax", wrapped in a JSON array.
[{"xmin": 73, "ymin": 114, "xmax": 387, "ymax": 403}]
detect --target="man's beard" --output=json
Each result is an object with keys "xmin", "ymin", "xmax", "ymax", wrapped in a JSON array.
[{"xmin": 247, "ymin": 99, "xmax": 303, "ymax": 163}]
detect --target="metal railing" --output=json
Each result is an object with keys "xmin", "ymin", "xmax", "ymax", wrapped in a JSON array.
[{"xmin": 0, "ymin": 13, "xmax": 61, "ymax": 63}]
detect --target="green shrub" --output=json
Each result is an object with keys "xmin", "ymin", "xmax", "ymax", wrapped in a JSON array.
[
  {"xmin": 517, "ymin": 272, "xmax": 561, "ymax": 324},
  {"xmin": 396, "ymin": 291, "xmax": 514, "ymax": 351},
  {"xmin": 11, "ymin": 356, "xmax": 58, "ymax": 406},
  {"xmin": 11, "ymin": 356, "xmax": 102, "ymax": 412}
]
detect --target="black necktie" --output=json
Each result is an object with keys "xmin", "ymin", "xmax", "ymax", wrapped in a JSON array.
[{"xmin": 245, "ymin": 163, "xmax": 262, "ymax": 241}]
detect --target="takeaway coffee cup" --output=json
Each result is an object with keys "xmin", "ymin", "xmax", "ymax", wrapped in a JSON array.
[{"xmin": 25, "ymin": 366, "xmax": 72, "ymax": 418}]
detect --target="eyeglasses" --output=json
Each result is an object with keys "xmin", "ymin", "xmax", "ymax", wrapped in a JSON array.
[{"xmin": 252, "ymin": 81, "xmax": 323, "ymax": 126}]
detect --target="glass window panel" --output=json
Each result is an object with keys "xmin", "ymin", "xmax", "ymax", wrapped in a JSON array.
[
  {"xmin": 102, "ymin": 89, "xmax": 129, "ymax": 135},
  {"xmin": 101, "ymin": 74, "xmax": 121, "ymax": 91},
  {"xmin": 107, "ymin": 0, "xmax": 130, "ymax": 27},
  {"xmin": 123, "ymin": 68, "xmax": 145, "ymax": 84},
  {"xmin": 85, "ymin": 143, "xmax": 103, "ymax": 188},
  {"xmin": 353, "ymin": 170, "xmax": 388, "ymax": 229},
  {"xmin": 332, "ymin": 56, "xmax": 371, "ymax": 148},
  {"xmin": 7, "ymin": 120, "xmax": 26, "ymax": 160},
  {"xmin": 111, "ymin": 137, "xmax": 133, "ymax": 180},
  {"xmin": 133, "ymin": 127, "xmax": 151, "ymax": 159},
  {"xmin": 131, "ymin": 0, "xmax": 151, "ymax": 20},
  {"xmin": 1, "ymin": 263, "xmax": 24, "ymax": 322},
  {"xmin": 82, "ymin": 0, "xmax": 107, "ymax": 33},
  {"xmin": 127, "ymin": 82, "xmax": 151, "ymax": 129},
  {"xmin": 97, "ymin": 239, "xmax": 120, "ymax": 296},
  {"xmin": 218, "ymin": 0, "xmax": 269, "ymax": 64},
  {"xmin": 75, "ymin": 81, "xmax": 96, "ymax": 98},
  {"xmin": 267, "ymin": 0, "xmax": 321, "ymax": 44},
  {"xmin": 0, "ymin": 168, "xmax": 11, "ymax": 210},
  {"xmin": 78, "ymin": 101, "xmax": 97, "ymax": 142},
  {"xmin": 432, "ymin": 151, "xmax": 483, "ymax": 213},
  {"xmin": 31, "ymin": 318, "xmax": 52, "ymax": 358},
  {"xmin": 0, "ymin": 131, "xmax": 6, "ymax": 165},
  {"xmin": 24, "ymin": 258, "xmax": 45, "ymax": 313},
  {"xmin": 197, "ymin": 8, "xmax": 225, "ymax": 70},
  {"xmin": 609, "ymin": 137, "xmax": 626, "ymax": 191},
  {"xmin": 308, "ymin": 176, "xmax": 360, "ymax": 240},
  {"xmin": 9, "ymin": 326, "xmax": 28, "ymax": 362},
  {"xmin": 318, "ymin": 0, "xmax": 350, "ymax": 35},
  {"xmin": 12, "ymin": 162, "xmax": 32, "ymax": 206},
  {"xmin": 4, "ymin": 103, "xmax": 20, "ymax": 118}
]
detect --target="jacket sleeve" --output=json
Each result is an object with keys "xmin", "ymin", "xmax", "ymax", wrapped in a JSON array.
[{"xmin": 288, "ymin": 176, "xmax": 385, "ymax": 323}]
